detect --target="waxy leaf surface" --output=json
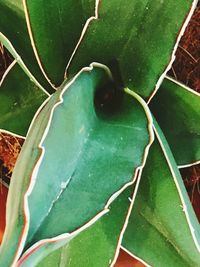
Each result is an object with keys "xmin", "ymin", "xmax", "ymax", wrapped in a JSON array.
[
  {"xmin": 0, "ymin": 62, "xmax": 47, "ymax": 136},
  {"xmin": 0, "ymin": 65, "xmax": 152, "ymax": 266},
  {"xmin": 122, "ymin": 122, "xmax": 200, "ymax": 266},
  {"xmin": 150, "ymin": 77, "xmax": 200, "ymax": 166},
  {"xmin": 68, "ymin": 0, "xmax": 194, "ymax": 98}
]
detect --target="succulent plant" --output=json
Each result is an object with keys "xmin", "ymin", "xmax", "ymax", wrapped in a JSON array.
[{"xmin": 0, "ymin": 0, "xmax": 200, "ymax": 266}]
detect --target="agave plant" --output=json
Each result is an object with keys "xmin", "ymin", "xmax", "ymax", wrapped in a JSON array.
[{"xmin": 0, "ymin": 0, "xmax": 200, "ymax": 266}]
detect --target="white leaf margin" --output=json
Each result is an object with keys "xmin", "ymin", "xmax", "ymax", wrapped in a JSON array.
[
  {"xmin": 153, "ymin": 122, "xmax": 200, "ymax": 253},
  {"xmin": 147, "ymin": 0, "xmax": 198, "ymax": 103},
  {"xmin": 22, "ymin": 0, "xmax": 100, "ymax": 88},
  {"xmin": 5, "ymin": 62, "xmax": 154, "ymax": 266},
  {"xmin": 119, "ymin": 119, "xmax": 200, "ymax": 267},
  {"xmin": 110, "ymin": 87, "xmax": 156, "ymax": 266},
  {"xmin": 165, "ymin": 75, "xmax": 200, "ymax": 169},
  {"xmin": 0, "ymin": 32, "xmax": 50, "ymax": 97}
]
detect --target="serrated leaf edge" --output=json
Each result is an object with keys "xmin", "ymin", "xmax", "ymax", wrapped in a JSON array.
[
  {"xmin": 64, "ymin": 0, "xmax": 100, "ymax": 79},
  {"xmin": 22, "ymin": 0, "xmax": 100, "ymax": 89},
  {"xmin": 110, "ymin": 171, "xmax": 145, "ymax": 267},
  {"xmin": 9, "ymin": 62, "xmax": 108, "ymax": 266},
  {"xmin": 18, "ymin": 88, "xmax": 154, "ymax": 266},
  {"xmin": 10, "ymin": 63, "xmax": 154, "ymax": 266},
  {"xmin": 110, "ymin": 87, "xmax": 155, "ymax": 266}
]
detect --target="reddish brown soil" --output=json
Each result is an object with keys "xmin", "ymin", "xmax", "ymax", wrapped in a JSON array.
[
  {"xmin": 0, "ymin": 133, "xmax": 24, "ymax": 174},
  {"xmin": 0, "ymin": 43, "xmax": 12, "ymax": 79},
  {"xmin": 0, "ymin": 43, "xmax": 23, "ymax": 242},
  {"xmin": 0, "ymin": 185, "xmax": 8, "ymax": 242},
  {"xmin": 115, "ymin": 250, "xmax": 144, "ymax": 267},
  {"xmin": 168, "ymin": 2, "xmax": 200, "ymax": 92},
  {"xmin": 0, "ymin": 133, "xmax": 24, "ymax": 242},
  {"xmin": 181, "ymin": 165, "xmax": 200, "ymax": 222}
]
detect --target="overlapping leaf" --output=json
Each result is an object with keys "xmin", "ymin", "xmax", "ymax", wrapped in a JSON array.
[
  {"xmin": 24, "ymin": 0, "xmax": 95, "ymax": 86},
  {"xmin": 0, "ymin": 65, "xmax": 153, "ymax": 266},
  {"xmin": 0, "ymin": 0, "xmax": 53, "ymax": 92},
  {"xmin": 122, "ymin": 121, "xmax": 200, "ymax": 266},
  {"xmin": 150, "ymin": 76, "xmax": 200, "ymax": 166},
  {"xmin": 20, "ymin": 187, "xmax": 134, "ymax": 267},
  {"xmin": 67, "ymin": 0, "xmax": 194, "ymax": 98},
  {"xmin": 0, "ymin": 62, "xmax": 47, "ymax": 136}
]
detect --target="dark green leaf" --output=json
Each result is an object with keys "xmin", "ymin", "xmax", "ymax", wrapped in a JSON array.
[
  {"xmin": 122, "ymin": 121, "xmax": 200, "ymax": 266},
  {"xmin": 0, "ymin": 0, "xmax": 54, "ymax": 93},
  {"xmin": 22, "ymin": 0, "xmax": 95, "ymax": 86},
  {"xmin": 0, "ymin": 61, "xmax": 47, "ymax": 136},
  {"xmin": 68, "ymin": 0, "xmax": 194, "ymax": 98},
  {"xmin": 150, "ymin": 76, "xmax": 200, "ymax": 166}
]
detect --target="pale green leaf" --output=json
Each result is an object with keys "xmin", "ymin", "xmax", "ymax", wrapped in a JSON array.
[{"xmin": 0, "ymin": 65, "xmax": 152, "ymax": 266}]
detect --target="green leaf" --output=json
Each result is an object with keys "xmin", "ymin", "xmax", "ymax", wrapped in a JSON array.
[
  {"xmin": 0, "ymin": 61, "xmax": 47, "ymax": 136},
  {"xmin": 23, "ymin": 0, "xmax": 95, "ymax": 86},
  {"xmin": 67, "ymin": 0, "xmax": 194, "ymax": 98},
  {"xmin": 0, "ymin": 65, "xmax": 153, "ymax": 266},
  {"xmin": 150, "ymin": 76, "xmax": 200, "ymax": 166},
  {"xmin": 20, "ymin": 186, "xmax": 134, "ymax": 267},
  {"xmin": 122, "ymin": 120, "xmax": 200, "ymax": 267},
  {"xmin": 0, "ymin": 89, "xmax": 59, "ymax": 267},
  {"xmin": 0, "ymin": 0, "xmax": 54, "ymax": 93}
]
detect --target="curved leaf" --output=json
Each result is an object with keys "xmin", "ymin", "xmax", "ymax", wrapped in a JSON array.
[
  {"xmin": 0, "ymin": 0, "xmax": 54, "ymax": 93},
  {"xmin": 20, "ymin": 186, "xmax": 134, "ymax": 267},
  {"xmin": 150, "ymin": 76, "xmax": 200, "ymax": 167},
  {"xmin": 23, "ymin": 0, "xmax": 95, "ymax": 86},
  {"xmin": 122, "ymin": 121, "xmax": 200, "ymax": 266},
  {"xmin": 0, "ymin": 61, "xmax": 47, "ymax": 136},
  {"xmin": 0, "ymin": 91, "xmax": 58, "ymax": 267},
  {"xmin": 0, "ymin": 65, "xmax": 153, "ymax": 266},
  {"xmin": 67, "ymin": 0, "xmax": 195, "ymax": 98}
]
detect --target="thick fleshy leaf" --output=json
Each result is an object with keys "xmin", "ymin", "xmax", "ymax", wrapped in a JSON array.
[
  {"xmin": 150, "ymin": 76, "xmax": 200, "ymax": 166},
  {"xmin": 20, "ymin": 186, "xmax": 134, "ymax": 267},
  {"xmin": 0, "ymin": 0, "xmax": 54, "ymax": 92},
  {"xmin": 67, "ymin": 0, "xmax": 195, "ymax": 98},
  {"xmin": 122, "ymin": 121, "xmax": 200, "ymax": 266},
  {"xmin": 0, "ymin": 90, "xmax": 59, "ymax": 267},
  {"xmin": 0, "ymin": 65, "xmax": 153, "ymax": 266},
  {"xmin": 24, "ymin": 0, "xmax": 95, "ymax": 86},
  {"xmin": 0, "ymin": 61, "xmax": 47, "ymax": 136}
]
